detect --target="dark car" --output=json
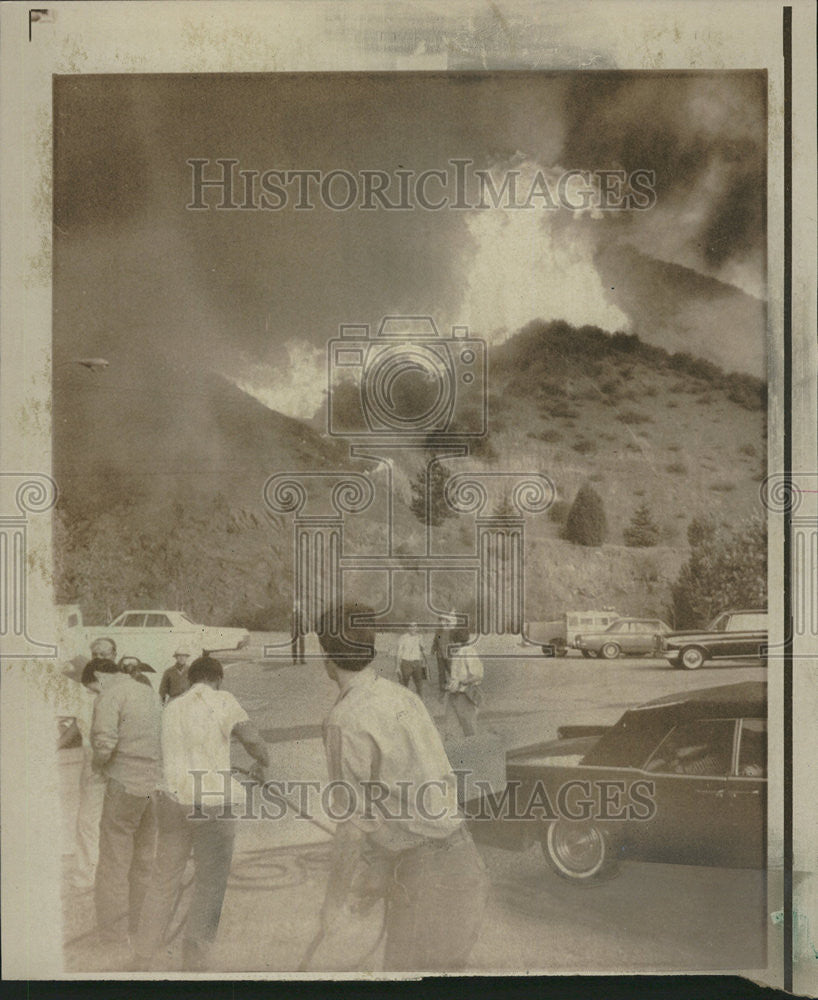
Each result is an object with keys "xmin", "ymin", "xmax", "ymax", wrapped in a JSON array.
[
  {"xmin": 574, "ymin": 617, "xmax": 672, "ymax": 659},
  {"xmin": 661, "ymin": 609, "xmax": 768, "ymax": 670},
  {"xmin": 467, "ymin": 681, "xmax": 766, "ymax": 883}
]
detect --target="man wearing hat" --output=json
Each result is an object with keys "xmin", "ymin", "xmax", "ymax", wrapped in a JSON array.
[
  {"xmin": 120, "ymin": 656, "xmax": 157, "ymax": 688},
  {"xmin": 159, "ymin": 645, "xmax": 193, "ymax": 704}
]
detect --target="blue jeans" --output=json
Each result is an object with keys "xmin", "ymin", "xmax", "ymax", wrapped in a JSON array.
[
  {"xmin": 94, "ymin": 778, "xmax": 157, "ymax": 940},
  {"xmin": 383, "ymin": 826, "xmax": 488, "ymax": 971},
  {"xmin": 134, "ymin": 793, "xmax": 237, "ymax": 962}
]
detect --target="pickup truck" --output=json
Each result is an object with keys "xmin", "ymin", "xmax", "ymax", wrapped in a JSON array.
[{"xmin": 660, "ymin": 610, "xmax": 768, "ymax": 670}]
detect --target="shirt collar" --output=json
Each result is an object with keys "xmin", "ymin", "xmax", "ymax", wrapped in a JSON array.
[{"xmin": 333, "ymin": 665, "xmax": 377, "ymax": 706}]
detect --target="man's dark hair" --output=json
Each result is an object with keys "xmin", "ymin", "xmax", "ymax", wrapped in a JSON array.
[
  {"xmin": 188, "ymin": 655, "xmax": 224, "ymax": 685},
  {"xmin": 316, "ymin": 605, "xmax": 375, "ymax": 671},
  {"xmin": 82, "ymin": 658, "xmax": 121, "ymax": 685}
]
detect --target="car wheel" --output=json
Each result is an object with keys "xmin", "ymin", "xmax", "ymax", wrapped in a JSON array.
[
  {"xmin": 542, "ymin": 820, "xmax": 619, "ymax": 883},
  {"xmin": 600, "ymin": 642, "xmax": 620, "ymax": 660},
  {"xmin": 548, "ymin": 637, "xmax": 567, "ymax": 657},
  {"xmin": 679, "ymin": 646, "xmax": 707, "ymax": 670},
  {"xmin": 580, "ymin": 650, "xmax": 593, "ymax": 659}
]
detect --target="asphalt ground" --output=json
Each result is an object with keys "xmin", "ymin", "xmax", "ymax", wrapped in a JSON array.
[{"xmin": 59, "ymin": 633, "xmax": 771, "ymax": 975}]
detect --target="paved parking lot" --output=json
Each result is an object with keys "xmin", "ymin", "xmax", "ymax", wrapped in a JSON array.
[{"xmin": 60, "ymin": 635, "xmax": 771, "ymax": 974}]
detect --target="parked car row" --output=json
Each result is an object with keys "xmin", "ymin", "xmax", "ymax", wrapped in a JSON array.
[{"xmin": 529, "ymin": 608, "xmax": 768, "ymax": 671}]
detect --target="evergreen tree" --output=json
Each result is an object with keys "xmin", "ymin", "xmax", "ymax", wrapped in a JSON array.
[
  {"xmin": 564, "ymin": 484, "xmax": 607, "ymax": 546},
  {"xmin": 624, "ymin": 502, "xmax": 661, "ymax": 547},
  {"xmin": 409, "ymin": 463, "xmax": 455, "ymax": 527},
  {"xmin": 670, "ymin": 514, "xmax": 766, "ymax": 628}
]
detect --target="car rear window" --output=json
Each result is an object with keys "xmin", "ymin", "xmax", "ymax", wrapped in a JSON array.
[
  {"xmin": 729, "ymin": 613, "xmax": 767, "ymax": 631},
  {"xmin": 146, "ymin": 613, "xmax": 172, "ymax": 627},
  {"xmin": 582, "ymin": 710, "xmax": 673, "ymax": 768}
]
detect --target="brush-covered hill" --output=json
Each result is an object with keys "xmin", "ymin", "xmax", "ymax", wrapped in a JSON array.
[
  {"xmin": 483, "ymin": 319, "xmax": 765, "ymax": 545},
  {"xmin": 53, "ymin": 321, "xmax": 765, "ymax": 627}
]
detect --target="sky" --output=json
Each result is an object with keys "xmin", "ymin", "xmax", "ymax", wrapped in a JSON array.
[{"xmin": 54, "ymin": 72, "xmax": 766, "ymax": 420}]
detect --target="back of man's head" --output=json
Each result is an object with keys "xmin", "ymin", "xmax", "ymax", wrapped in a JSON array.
[
  {"xmin": 316, "ymin": 605, "xmax": 375, "ymax": 672},
  {"xmin": 188, "ymin": 655, "xmax": 224, "ymax": 686}
]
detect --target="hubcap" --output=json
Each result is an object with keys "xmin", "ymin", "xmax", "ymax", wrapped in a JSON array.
[{"xmin": 551, "ymin": 823, "xmax": 604, "ymax": 873}]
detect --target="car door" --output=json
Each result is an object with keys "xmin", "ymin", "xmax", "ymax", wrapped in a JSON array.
[
  {"xmin": 628, "ymin": 621, "xmax": 654, "ymax": 655},
  {"xmin": 724, "ymin": 718, "xmax": 766, "ymax": 867},
  {"xmin": 629, "ymin": 717, "xmax": 738, "ymax": 866}
]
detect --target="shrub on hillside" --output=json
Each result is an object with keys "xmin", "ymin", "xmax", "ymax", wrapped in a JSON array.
[
  {"xmin": 624, "ymin": 503, "xmax": 661, "ymax": 547},
  {"xmin": 725, "ymin": 374, "xmax": 766, "ymax": 411},
  {"xmin": 572, "ymin": 438, "xmax": 595, "ymax": 454},
  {"xmin": 548, "ymin": 499, "xmax": 571, "ymax": 524},
  {"xmin": 740, "ymin": 443, "xmax": 757, "ymax": 457},
  {"xmin": 666, "ymin": 461, "xmax": 688, "ymax": 474},
  {"xmin": 710, "ymin": 480, "xmax": 736, "ymax": 492},
  {"xmin": 564, "ymin": 484, "xmax": 607, "ymax": 546},
  {"xmin": 616, "ymin": 409, "xmax": 652, "ymax": 424},
  {"xmin": 670, "ymin": 515, "xmax": 766, "ymax": 628}
]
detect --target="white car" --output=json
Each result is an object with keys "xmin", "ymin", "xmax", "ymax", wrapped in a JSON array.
[{"xmin": 68, "ymin": 610, "xmax": 250, "ymax": 672}]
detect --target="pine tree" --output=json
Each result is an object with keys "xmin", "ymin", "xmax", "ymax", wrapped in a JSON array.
[
  {"xmin": 408, "ymin": 463, "xmax": 455, "ymax": 527},
  {"xmin": 670, "ymin": 514, "xmax": 766, "ymax": 627},
  {"xmin": 564, "ymin": 484, "xmax": 607, "ymax": 546},
  {"xmin": 624, "ymin": 502, "xmax": 660, "ymax": 547}
]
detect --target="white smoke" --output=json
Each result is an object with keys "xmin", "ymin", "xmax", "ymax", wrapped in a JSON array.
[
  {"xmin": 459, "ymin": 159, "xmax": 630, "ymax": 342},
  {"xmin": 232, "ymin": 339, "xmax": 327, "ymax": 420}
]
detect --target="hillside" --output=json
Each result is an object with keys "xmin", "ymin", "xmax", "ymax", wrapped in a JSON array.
[
  {"xmin": 483, "ymin": 320, "xmax": 765, "ymax": 546},
  {"xmin": 53, "ymin": 322, "xmax": 765, "ymax": 627}
]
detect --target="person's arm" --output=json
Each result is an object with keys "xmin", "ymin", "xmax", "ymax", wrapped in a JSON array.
[
  {"xmin": 233, "ymin": 719, "xmax": 270, "ymax": 781},
  {"xmin": 320, "ymin": 722, "xmax": 378, "ymax": 929},
  {"xmin": 158, "ymin": 670, "xmax": 169, "ymax": 702},
  {"xmin": 90, "ymin": 689, "xmax": 119, "ymax": 772}
]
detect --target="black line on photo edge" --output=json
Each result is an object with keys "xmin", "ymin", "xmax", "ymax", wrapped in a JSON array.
[{"xmin": 782, "ymin": 4, "xmax": 793, "ymax": 994}]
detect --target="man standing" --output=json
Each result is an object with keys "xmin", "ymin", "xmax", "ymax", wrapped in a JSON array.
[
  {"xmin": 443, "ymin": 633, "xmax": 484, "ymax": 739},
  {"xmin": 394, "ymin": 622, "xmax": 427, "ymax": 698},
  {"xmin": 316, "ymin": 606, "xmax": 488, "ymax": 972},
  {"xmin": 159, "ymin": 645, "xmax": 192, "ymax": 703},
  {"xmin": 430, "ymin": 614, "xmax": 453, "ymax": 695},
  {"xmin": 91, "ymin": 658, "xmax": 162, "ymax": 945},
  {"xmin": 64, "ymin": 637, "xmax": 118, "ymax": 889},
  {"xmin": 133, "ymin": 656, "xmax": 270, "ymax": 971}
]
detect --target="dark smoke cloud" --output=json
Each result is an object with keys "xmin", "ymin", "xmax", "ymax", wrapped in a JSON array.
[{"xmin": 559, "ymin": 73, "xmax": 766, "ymax": 295}]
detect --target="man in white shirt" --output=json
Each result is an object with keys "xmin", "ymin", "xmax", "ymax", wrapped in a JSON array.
[
  {"xmin": 395, "ymin": 622, "xmax": 427, "ymax": 697},
  {"xmin": 132, "ymin": 655, "xmax": 269, "ymax": 971},
  {"xmin": 318, "ymin": 606, "xmax": 488, "ymax": 972}
]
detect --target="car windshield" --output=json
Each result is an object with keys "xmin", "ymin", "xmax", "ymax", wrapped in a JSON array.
[{"xmin": 179, "ymin": 613, "xmax": 196, "ymax": 625}]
